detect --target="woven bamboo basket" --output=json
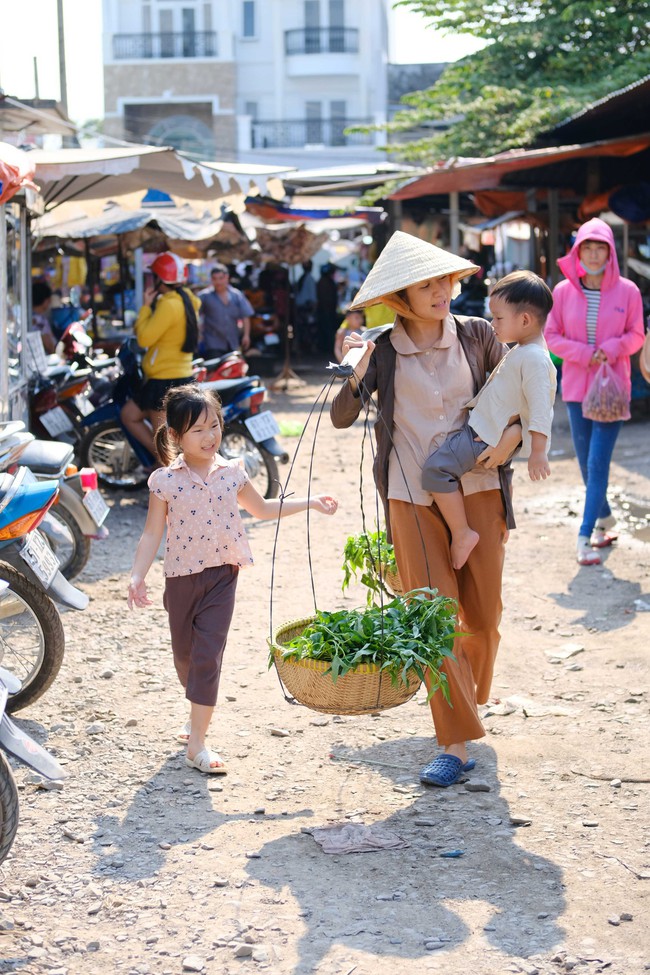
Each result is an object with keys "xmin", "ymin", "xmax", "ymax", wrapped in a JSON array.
[
  {"xmin": 271, "ymin": 616, "xmax": 421, "ymax": 716},
  {"xmin": 382, "ymin": 565, "xmax": 404, "ymax": 596}
]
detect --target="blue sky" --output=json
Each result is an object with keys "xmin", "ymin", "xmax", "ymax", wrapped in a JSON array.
[{"xmin": 1, "ymin": 1, "xmax": 483, "ymax": 124}]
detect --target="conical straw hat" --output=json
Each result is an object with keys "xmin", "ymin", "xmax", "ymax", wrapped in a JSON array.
[{"xmin": 350, "ymin": 231, "xmax": 479, "ymax": 310}]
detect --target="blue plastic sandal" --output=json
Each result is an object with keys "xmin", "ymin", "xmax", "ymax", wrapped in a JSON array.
[{"xmin": 420, "ymin": 755, "xmax": 476, "ymax": 787}]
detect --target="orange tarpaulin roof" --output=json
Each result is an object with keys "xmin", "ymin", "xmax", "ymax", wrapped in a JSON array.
[{"xmin": 389, "ymin": 134, "xmax": 650, "ymax": 200}]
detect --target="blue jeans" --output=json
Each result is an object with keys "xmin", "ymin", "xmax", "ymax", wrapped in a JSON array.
[{"xmin": 565, "ymin": 401, "xmax": 622, "ymax": 538}]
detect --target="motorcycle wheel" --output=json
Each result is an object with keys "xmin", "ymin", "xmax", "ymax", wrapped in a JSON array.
[
  {"xmin": 0, "ymin": 753, "xmax": 19, "ymax": 867},
  {"xmin": 80, "ymin": 420, "xmax": 148, "ymax": 491},
  {"xmin": 41, "ymin": 504, "xmax": 90, "ymax": 580},
  {"xmin": 0, "ymin": 562, "xmax": 65, "ymax": 713},
  {"xmin": 220, "ymin": 423, "xmax": 279, "ymax": 499}
]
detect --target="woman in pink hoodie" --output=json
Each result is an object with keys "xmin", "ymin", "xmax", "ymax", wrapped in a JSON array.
[{"xmin": 546, "ymin": 218, "xmax": 644, "ymax": 565}]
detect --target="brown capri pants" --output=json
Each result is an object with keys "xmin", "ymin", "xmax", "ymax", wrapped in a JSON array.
[
  {"xmin": 389, "ymin": 491, "xmax": 507, "ymax": 746},
  {"xmin": 163, "ymin": 564, "xmax": 239, "ymax": 707}
]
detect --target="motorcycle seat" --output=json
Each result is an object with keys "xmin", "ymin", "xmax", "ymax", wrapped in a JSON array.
[
  {"xmin": 46, "ymin": 365, "xmax": 74, "ymax": 383},
  {"xmin": 17, "ymin": 440, "xmax": 75, "ymax": 477},
  {"xmin": 202, "ymin": 377, "xmax": 262, "ymax": 405}
]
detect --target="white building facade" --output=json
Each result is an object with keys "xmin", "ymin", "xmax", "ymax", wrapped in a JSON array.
[{"xmin": 102, "ymin": 0, "xmax": 389, "ymax": 164}]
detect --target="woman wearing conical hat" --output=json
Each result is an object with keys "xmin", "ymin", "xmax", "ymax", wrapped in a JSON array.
[{"xmin": 331, "ymin": 231, "xmax": 519, "ymax": 787}]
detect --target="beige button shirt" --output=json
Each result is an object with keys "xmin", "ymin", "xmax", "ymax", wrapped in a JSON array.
[{"xmin": 387, "ymin": 316, "xmax": 500, "ymax": 506}]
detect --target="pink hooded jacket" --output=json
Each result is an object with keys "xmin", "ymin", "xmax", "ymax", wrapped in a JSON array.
[{"xmin": 545, "ymin": 218, "xmax": 644, "ymax": 403}]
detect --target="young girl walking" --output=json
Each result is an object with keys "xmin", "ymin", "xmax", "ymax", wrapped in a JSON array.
[{"xmin": 127, "ymin": 385, "xmax": 338, "ymax": 775}]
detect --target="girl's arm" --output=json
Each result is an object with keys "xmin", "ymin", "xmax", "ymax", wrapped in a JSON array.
[
  {"xmin": 127, "ymin": 494, "xmax": 167, "ymax": 608},
  {"xmin": 238, "ymin": 481, "xmax": 338, "ymax": 520}
]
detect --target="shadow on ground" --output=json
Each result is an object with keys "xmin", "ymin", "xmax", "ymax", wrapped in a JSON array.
[{"xmin": 243, "ymin": 736, "xmax": 566, "ymax": 973}]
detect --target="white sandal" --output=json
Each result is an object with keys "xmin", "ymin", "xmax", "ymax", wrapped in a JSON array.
[
  {"xmin": 176, "ymin": 720, "xmax": 191, "ymax": 744},
  {"xmin": 185, "ymin": 747, "xmax": 228, "ymax": 775},
  {"xmin": 577, "ymin": 536, "xmax": 601, "ymax": 566}
]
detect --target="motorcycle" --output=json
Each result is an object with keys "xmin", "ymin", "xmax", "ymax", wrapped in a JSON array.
[
  {"xmin": 197, "ymin": 350, "xmax": 249, "ymax": 381},
  {"xmin": 77, "ymin": 339, "xmax": 288, "ymax": 496},
  {"xmin": 0, "ymin": 466, "xmax": 88, "ymax": 609},
  {"xmin": 0, "ymin": 468, "xmax": 88, "ymax": 712},
  {"xmin": 0, "ymin": 668, "xmax": 65, "ymax": 865},
  {"xmin": 0, "ymin": 422, "xmax": 109, "ymax": 580}
]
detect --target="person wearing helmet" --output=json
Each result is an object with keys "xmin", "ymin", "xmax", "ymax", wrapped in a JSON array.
[{"xmin": 121, "ymin": 252, "xmax": 201, "ymax": 456}]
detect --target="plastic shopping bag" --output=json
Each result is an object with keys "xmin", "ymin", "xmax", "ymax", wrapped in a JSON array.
[{"xmin": 582, "ymin": 362, "xmax": 630, "ymax": 422}]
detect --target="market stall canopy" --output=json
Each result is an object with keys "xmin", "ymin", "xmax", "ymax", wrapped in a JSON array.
[
  {"xmin": 32, "ymin": 200, "xmax": 253, "ymax": 260},
  {"xmin": 244, "ymin": 194, "xmax": 385, "ymax": 226},
  {"xmin": 389, "ymin": 134, "xmax": 650, "ymax": 200},
  {"xmin": 535, "ymin": 75, "xmax": 650, "ymax": 146},
  {"xmin": 28, "ymin": 145, "xmax": 290, "ymax": 211},
  {"xmin": 0, "ymin": 141, "xmax": 38, "ymax": 204},
  {"xmin": 282, "ymin": 161, "xmax": 424, "ymax": 195},
  {"xmin": 0, "ymin": 94, "xmax": 73, "ymax": 137},
  {"xmin": 199, "ymin": 160, "xmax": 296, "ymax": 196}
]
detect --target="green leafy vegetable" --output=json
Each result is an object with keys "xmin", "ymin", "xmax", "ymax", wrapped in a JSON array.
[
  {"xmin": 271, "ymin": 588, "xmax": 458, "ymax": 703},
  {"xmin": 341, "ymin": 528, "xmax": 398, "ymax": 607}
]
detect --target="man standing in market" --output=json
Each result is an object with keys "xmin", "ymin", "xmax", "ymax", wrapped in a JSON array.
[{"xmin": 199, "ymin": 263, "xmax": 254, "ymax": 357}]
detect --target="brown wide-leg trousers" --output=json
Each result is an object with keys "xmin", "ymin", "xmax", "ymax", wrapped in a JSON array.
[
  {"xmin": 389, "ymin": 491, "xmax": 507, "ymax": 746},
  {"xmin": 163, "ymin": 564, "xmax": 239, "ymax": 707}
]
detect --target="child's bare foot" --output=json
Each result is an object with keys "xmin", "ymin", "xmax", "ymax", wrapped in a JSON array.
[{"xmin": 450, "ymin": 528, "xmax": 479, "ymax": 570}]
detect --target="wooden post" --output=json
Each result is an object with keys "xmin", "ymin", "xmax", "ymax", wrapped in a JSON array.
[
  {"xmin": 526, "ymin": 189, "xmax": 537, "ymax": 272},
  {"xmin": 547, "ymin": 188, "xmax": 559, "ymax": 286},
  {"xmin": 449, "ymin": 191, "xmax": 460, "ymax": 253}
]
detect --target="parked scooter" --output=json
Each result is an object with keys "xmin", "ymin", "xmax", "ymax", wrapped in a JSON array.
[
  {"xmin": 78, "ymin": 338, "xmax": 288, "ymax": 495},
  {"xmin": 0, "ymin": 467, "xmax": 88, "ymax": 713},
  {"xmin": 0, "ymin": 422, "xmax": 109, "ymax": 580},
  {"xmin": 0, "ymin": 668, "xmax": 65, "ymax": 865},
  {"xmin": 0, "ymin": 467, "xmax": 88, "ymax": 614},
  {"xmin": 198, "ymin": 350, "xmax": 249, "ymax": 381}
]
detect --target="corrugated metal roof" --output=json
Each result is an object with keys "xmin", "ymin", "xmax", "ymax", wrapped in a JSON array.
[{"xmin": 536, "ymin": 75, "xmax": 650, "ymax": 144}]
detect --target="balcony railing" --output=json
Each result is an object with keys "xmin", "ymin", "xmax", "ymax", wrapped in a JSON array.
[
  {"xmin": 112, "ymin": 31, "xmax": 217, "ymax": 60},
  {"xmin": 251, "ymin": 118, "xmax": 372, "ymax": 149},
  {"xmin": 284, "ymin": 27, "xmax": 359, "ymax": 55}
]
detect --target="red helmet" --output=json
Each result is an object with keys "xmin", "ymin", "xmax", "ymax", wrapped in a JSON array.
[{"xmin": 149, "ymin": 252, "xmax": 186, "ymax": 285}]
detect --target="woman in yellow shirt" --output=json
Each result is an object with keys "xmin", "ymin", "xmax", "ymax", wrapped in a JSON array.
[{"xmin": 121, "ymin": 252, "xmax": 200, "ymax": 456}]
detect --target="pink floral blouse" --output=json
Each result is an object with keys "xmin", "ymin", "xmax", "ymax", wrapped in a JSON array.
[{"xmin": 148, "ymin": 455, "xmax": 254, "ymax": 577}]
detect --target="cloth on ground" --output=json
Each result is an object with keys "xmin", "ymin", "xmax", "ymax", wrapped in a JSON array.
[{"xmin": 305, "ymin": 822, "xmax": 409, "ymax": 854}]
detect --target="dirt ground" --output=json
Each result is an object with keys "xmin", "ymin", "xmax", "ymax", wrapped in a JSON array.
[{"xmin": 1, "ymin": 365, "xmax": 649, "ymax": 975}]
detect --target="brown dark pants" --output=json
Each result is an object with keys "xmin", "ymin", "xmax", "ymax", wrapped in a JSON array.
[{"xmin": 163, "ymin": 564, "xmax": 239, "ymax": 707}]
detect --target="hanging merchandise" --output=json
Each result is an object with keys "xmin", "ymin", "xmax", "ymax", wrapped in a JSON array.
[
  {"xmin": 267, "ymin": 358, "xmax": 459, "ymax": 716},
  {"xmin": 255, "ymin": 224, "xmax": 327, "ymax": 266}
]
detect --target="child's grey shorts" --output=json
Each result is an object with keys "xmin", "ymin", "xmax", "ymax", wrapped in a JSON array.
[{"xmin": 422, "ymin": 420, "xmax": 488, "ymax": 493}]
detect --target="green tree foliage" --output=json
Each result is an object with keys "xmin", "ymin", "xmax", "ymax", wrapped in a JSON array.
[{"xmin": 385, "ymin": 1, "xmax": 650, "ymax": 159}]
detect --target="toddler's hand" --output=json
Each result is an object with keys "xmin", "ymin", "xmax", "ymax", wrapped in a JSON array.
[
  {"xmin": 127, "ymin": 576, "xmax": 152, "ymax": 609},
  {"xmin": 528, "ymin": 454, "xmax": 550, "ymax": 481},
  {"xmin": 310, "ymin": 495, "xmax": 338, "ymax": 515}
]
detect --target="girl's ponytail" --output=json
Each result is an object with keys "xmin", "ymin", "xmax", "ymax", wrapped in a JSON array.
[{"xmin": 154, "ymin": 423, "xmax": 177, "ymax": 466}]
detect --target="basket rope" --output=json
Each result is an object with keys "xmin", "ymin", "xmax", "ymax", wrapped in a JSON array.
[{"xmin": 269, "ymin": 353, "xmax": 436, "ymax": 712}]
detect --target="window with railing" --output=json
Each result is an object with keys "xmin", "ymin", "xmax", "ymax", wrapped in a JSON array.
[
  {"xmin": 251, "ymin": 118, "xmax": 372, "ymax": 148},
  {"xmin": 113, "ymin": 31, "xmax": 217, "ymax": 59},
  {"xmin": 284, "ymin": 27, "xmax": 359, "ymax": 55}
]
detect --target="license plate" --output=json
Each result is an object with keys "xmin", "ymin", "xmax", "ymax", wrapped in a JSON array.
[
  {"xmin": 39, "ymin": 407, "xmax": 75, "ymax": 436},
  {"xmin": 74, "ymin": 395, "xmax": 95, "ymax": 417},
  {"xmin": 82, "ymin": 488, "xmax": 109, "ymax": 526},
  {"xmin": 244, "ymin": 410, "xmax": 280, "ymax": 443},
  {"xmin": 20, "ymin": 531, "xmax": 60, "ymax": 588}
]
